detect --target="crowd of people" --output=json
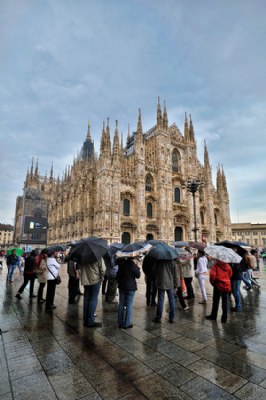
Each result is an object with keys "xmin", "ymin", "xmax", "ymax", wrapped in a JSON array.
[{"xmin": 0, "ymin": 244, "xmax": 263, "ymax": 328}]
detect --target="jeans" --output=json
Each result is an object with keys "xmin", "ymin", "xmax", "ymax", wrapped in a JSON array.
[
  {"xmin": 247, "ymin": 269, "xmax": 260, "ymax": 287},
  {"xmin": 118, "ymin": 289, "xmax": 135, "ymax": 328},
  {"xmin": 7, "ymin": 264, "xmax": 17, "ymax": 281},
  {"xmin": 83, "ymin": 281, "xmax": 101, "ymax": 326},
  {"xmin": 240, "ymin": 272, "xmax": 252, "ymax": 289},
  {"xmin": 156, "ymin": 288, "xmax": 175, "ymax": 321},
  {"xmin": 231, "ymin": 280, "xmax": 242, "ymax": 311}
]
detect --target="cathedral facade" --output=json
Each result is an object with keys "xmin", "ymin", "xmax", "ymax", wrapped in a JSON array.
[{"xmin": 14, "ymin": 99, "xmax": 231, "ymax": 247}]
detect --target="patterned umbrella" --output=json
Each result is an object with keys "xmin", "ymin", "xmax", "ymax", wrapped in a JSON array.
[
  {"xmin": 116, "ymin": 242, "xmax": 152, "ymax": 258},
  {"xmin": 204, "ymin": 245, "xmax": 242, "ymax": 263}
]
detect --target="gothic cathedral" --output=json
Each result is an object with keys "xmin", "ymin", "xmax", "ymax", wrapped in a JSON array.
[{"xmin": 14, "ymin": 99, "xmax": 231, "ymax": 247}]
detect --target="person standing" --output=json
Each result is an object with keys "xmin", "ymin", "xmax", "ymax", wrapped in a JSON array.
[
  {"xmin": 239, "ymin": 251, "xmax": 252, "ymax": 290},
  {"xmin": 195, "ymin": 250, "xmax": 208, "ymax": 304},
  {"xmin": 142, "ymin": 256, "xmax": 157, "ymax": 306},
  {"xmin": 230, "ymin": 260, "xmax": 242, "ymax": 312},
  {"xmin": 181, "ymin": 251, "xmax": 195, "ymax": 300},
  {"xmin": 45, "ymin": 251, "xmax": 61, "ymax": 310},
  {"xmin": 206, "ymin": 259, "xmax": 232, "ymax": 323},
  {"xmin": 116, "ymin": 257, "xmax": 141, "ymax": 329},
  {"xmin": 80, "ymin": 258, "xmax": 106, "ymax": 328},
  {"xmin": 7, "ymin": 249, "xmax": 19, "ymax": 282},
  {"xmin": 152, "ymin": 259, "xmax": 178, "ymax": 324},
  {"xmin": 16, "ymin": 250, "xmax": 37, "ymax": 299},
  {"xmin": 247, "ymin": 250, "xmax": 260, "ymax": 288},
  {"xmin": 67, "ymin": 258, "xmax": 81, "ymax": 304},
  {"xmin": 36, "ymin": 249, "xmax": 48, "ymax": 304},
  {"xmin": 104, "ymin": 251, "xmax": 119, "ymax": 304}
]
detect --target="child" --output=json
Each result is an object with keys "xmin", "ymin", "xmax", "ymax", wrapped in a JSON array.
[{"xmin": 206, "ymin": 259, "xmax": 232, "ymax": 323}]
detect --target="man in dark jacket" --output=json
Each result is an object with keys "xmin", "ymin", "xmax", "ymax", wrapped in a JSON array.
[
  {"xmin": 152, "ymin": 259, "xmax": 178, "ymax": 324},
  {"xmin": 15, "ymin": 250, "xmax": 37, "ymax": 299},
  {"xmin": 7, "ymin": 249, "xmax": 19, "ymax": 282}
]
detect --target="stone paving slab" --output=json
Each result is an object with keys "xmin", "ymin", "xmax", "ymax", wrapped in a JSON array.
[{"xmin": 1, "ymin": 261, "xmax": 266, "ymax": 399}]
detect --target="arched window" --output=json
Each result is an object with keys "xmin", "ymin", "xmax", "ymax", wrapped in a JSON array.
[
  {"xmin": 123, "ymin": 199, "xmax": 130, "ymax": 216},
  {"xmin": 214, "ymin": 213, "xmax": 218, "ymax": 226},
  {"xmin": 200, "ymin": 210, "xmax": 204, "ymax": 225},
  {"xmin": 147, "ymin": 202, "xmax": 153, "ymax": 218},
  {"xmin": 122, "ymin": 232, "xmax": 130, "ymax": 244},
  {"xmin": 146, "ymin": 233, "xmax": 154, "ymax": 240},
  {"xmin": 174, "ymin": 187, "xmax": 181, "ymax": 203},
  {"xmin": 172, "ymin": 149, "xmax": 179, "ymax": 172},
  {"xmin": 145, "ymin": 174, "xmax": 154, "ymax": 192},
  {"xmin": 174, "ymin": 227, "xmax": 183, "ymax": 241}
]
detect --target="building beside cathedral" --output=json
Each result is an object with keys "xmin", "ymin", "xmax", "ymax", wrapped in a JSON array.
[{"xmin": 14, "ymin": 99, "xmax": 231, "ymax": 247}]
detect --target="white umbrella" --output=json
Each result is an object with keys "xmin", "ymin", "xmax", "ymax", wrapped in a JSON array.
[{"xmin": 205, "ymin": 245, "xmax": 242, "ymax": 263}]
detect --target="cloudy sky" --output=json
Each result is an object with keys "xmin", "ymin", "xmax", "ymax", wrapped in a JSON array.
[{"xmin": 1, "ymin": 0, "xmax": 266, "ymax": 226}]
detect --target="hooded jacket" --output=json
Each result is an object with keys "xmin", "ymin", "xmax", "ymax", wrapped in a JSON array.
[{"xmin": 209, "ymin": 260, "xmax": 232, "ymax": 292}]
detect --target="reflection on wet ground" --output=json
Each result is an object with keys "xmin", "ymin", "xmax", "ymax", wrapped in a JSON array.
[{"xmin": 1, "ymin": 261, "xmax": 266, "ymax": 399}]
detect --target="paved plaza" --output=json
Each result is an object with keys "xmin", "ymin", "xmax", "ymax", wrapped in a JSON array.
[{"xmin": 1, "ymin": 261, "xmax": 266, "ymax": 399}]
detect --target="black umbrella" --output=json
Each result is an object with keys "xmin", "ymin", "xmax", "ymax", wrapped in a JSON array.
[
  {"xmin": 47, "ymin": 244, "xmax": 66, "ymax": 253},
  {"xmin": 147, "ymin": 243, "xmax": 178, "ymax": 261},
  {"xmin": 108, "ymin": 243, "xmax": 124, "ymax": 257},
  {"xmin": 69, "ymin": 237, "xmax": 109, "ymax": 264}
]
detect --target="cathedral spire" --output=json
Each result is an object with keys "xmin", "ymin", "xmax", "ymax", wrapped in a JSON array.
[
  {"xmin": 204, "ymin": 140, "xmax": 211, "ymax": 170},
  {"xmin": 221, "ymin": 165, "xmax": 228, "ymax": 192},
  {"xmin": 112, "ymin": 120, "xmax": 120, "ymax": 160},
  {"xmin": 216, "ymin": 164, "xmax": 223, "ymax": 193},
  {"xmin": 86, "ymin": 120, "xmax": 91, "ymax": 141},
  {"xmin": 30, "ymin": 157, "xmax": 34, "ymax": 176},
  {"xmin": 50, "ymin": 161, "xmax": 54, "ymax": 180},
  {"xmin": 163, "ymin": 100, "xmax": 168, "ymax": 130},
  {"xmin": 189, "ymin": 114, "xmax": 195, "ymax": 143},
  {"xmin": 137, "ymin": 108, "xmax": 143, "ymax": 135},
  {"xmin": 157, "ymin": 96, "xmax": 162, "ymax": 128},
  {"xmin": 184, "ymin": 112, "xmax": 189, "ymax": 140},
  {"xmin": 35, "ymin": 158, "xmax": 39, "ymax": 176},
  {"xmin": 100, "ymin": 121, "xmax": 106, "ymax": 155}
]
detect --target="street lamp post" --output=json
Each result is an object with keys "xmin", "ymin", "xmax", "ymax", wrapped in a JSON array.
[{"xmin": 185, "ymin": 179, "xmax": 203, "ymax": 242}]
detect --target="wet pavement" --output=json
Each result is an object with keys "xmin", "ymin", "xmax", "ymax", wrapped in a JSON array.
[{"xmin": 1, "ymin": 261, "xmax": 266, "ymax": 399}]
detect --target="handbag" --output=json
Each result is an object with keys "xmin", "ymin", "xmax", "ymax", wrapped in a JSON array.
[{"xmin": 55, "ymin": 275, "xmax": 62, "ymax": 285}]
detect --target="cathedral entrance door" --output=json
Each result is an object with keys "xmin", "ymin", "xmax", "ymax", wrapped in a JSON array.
[{"xmin": 174, "ymin": 227, "xmax": 183, "ymax": 241}]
